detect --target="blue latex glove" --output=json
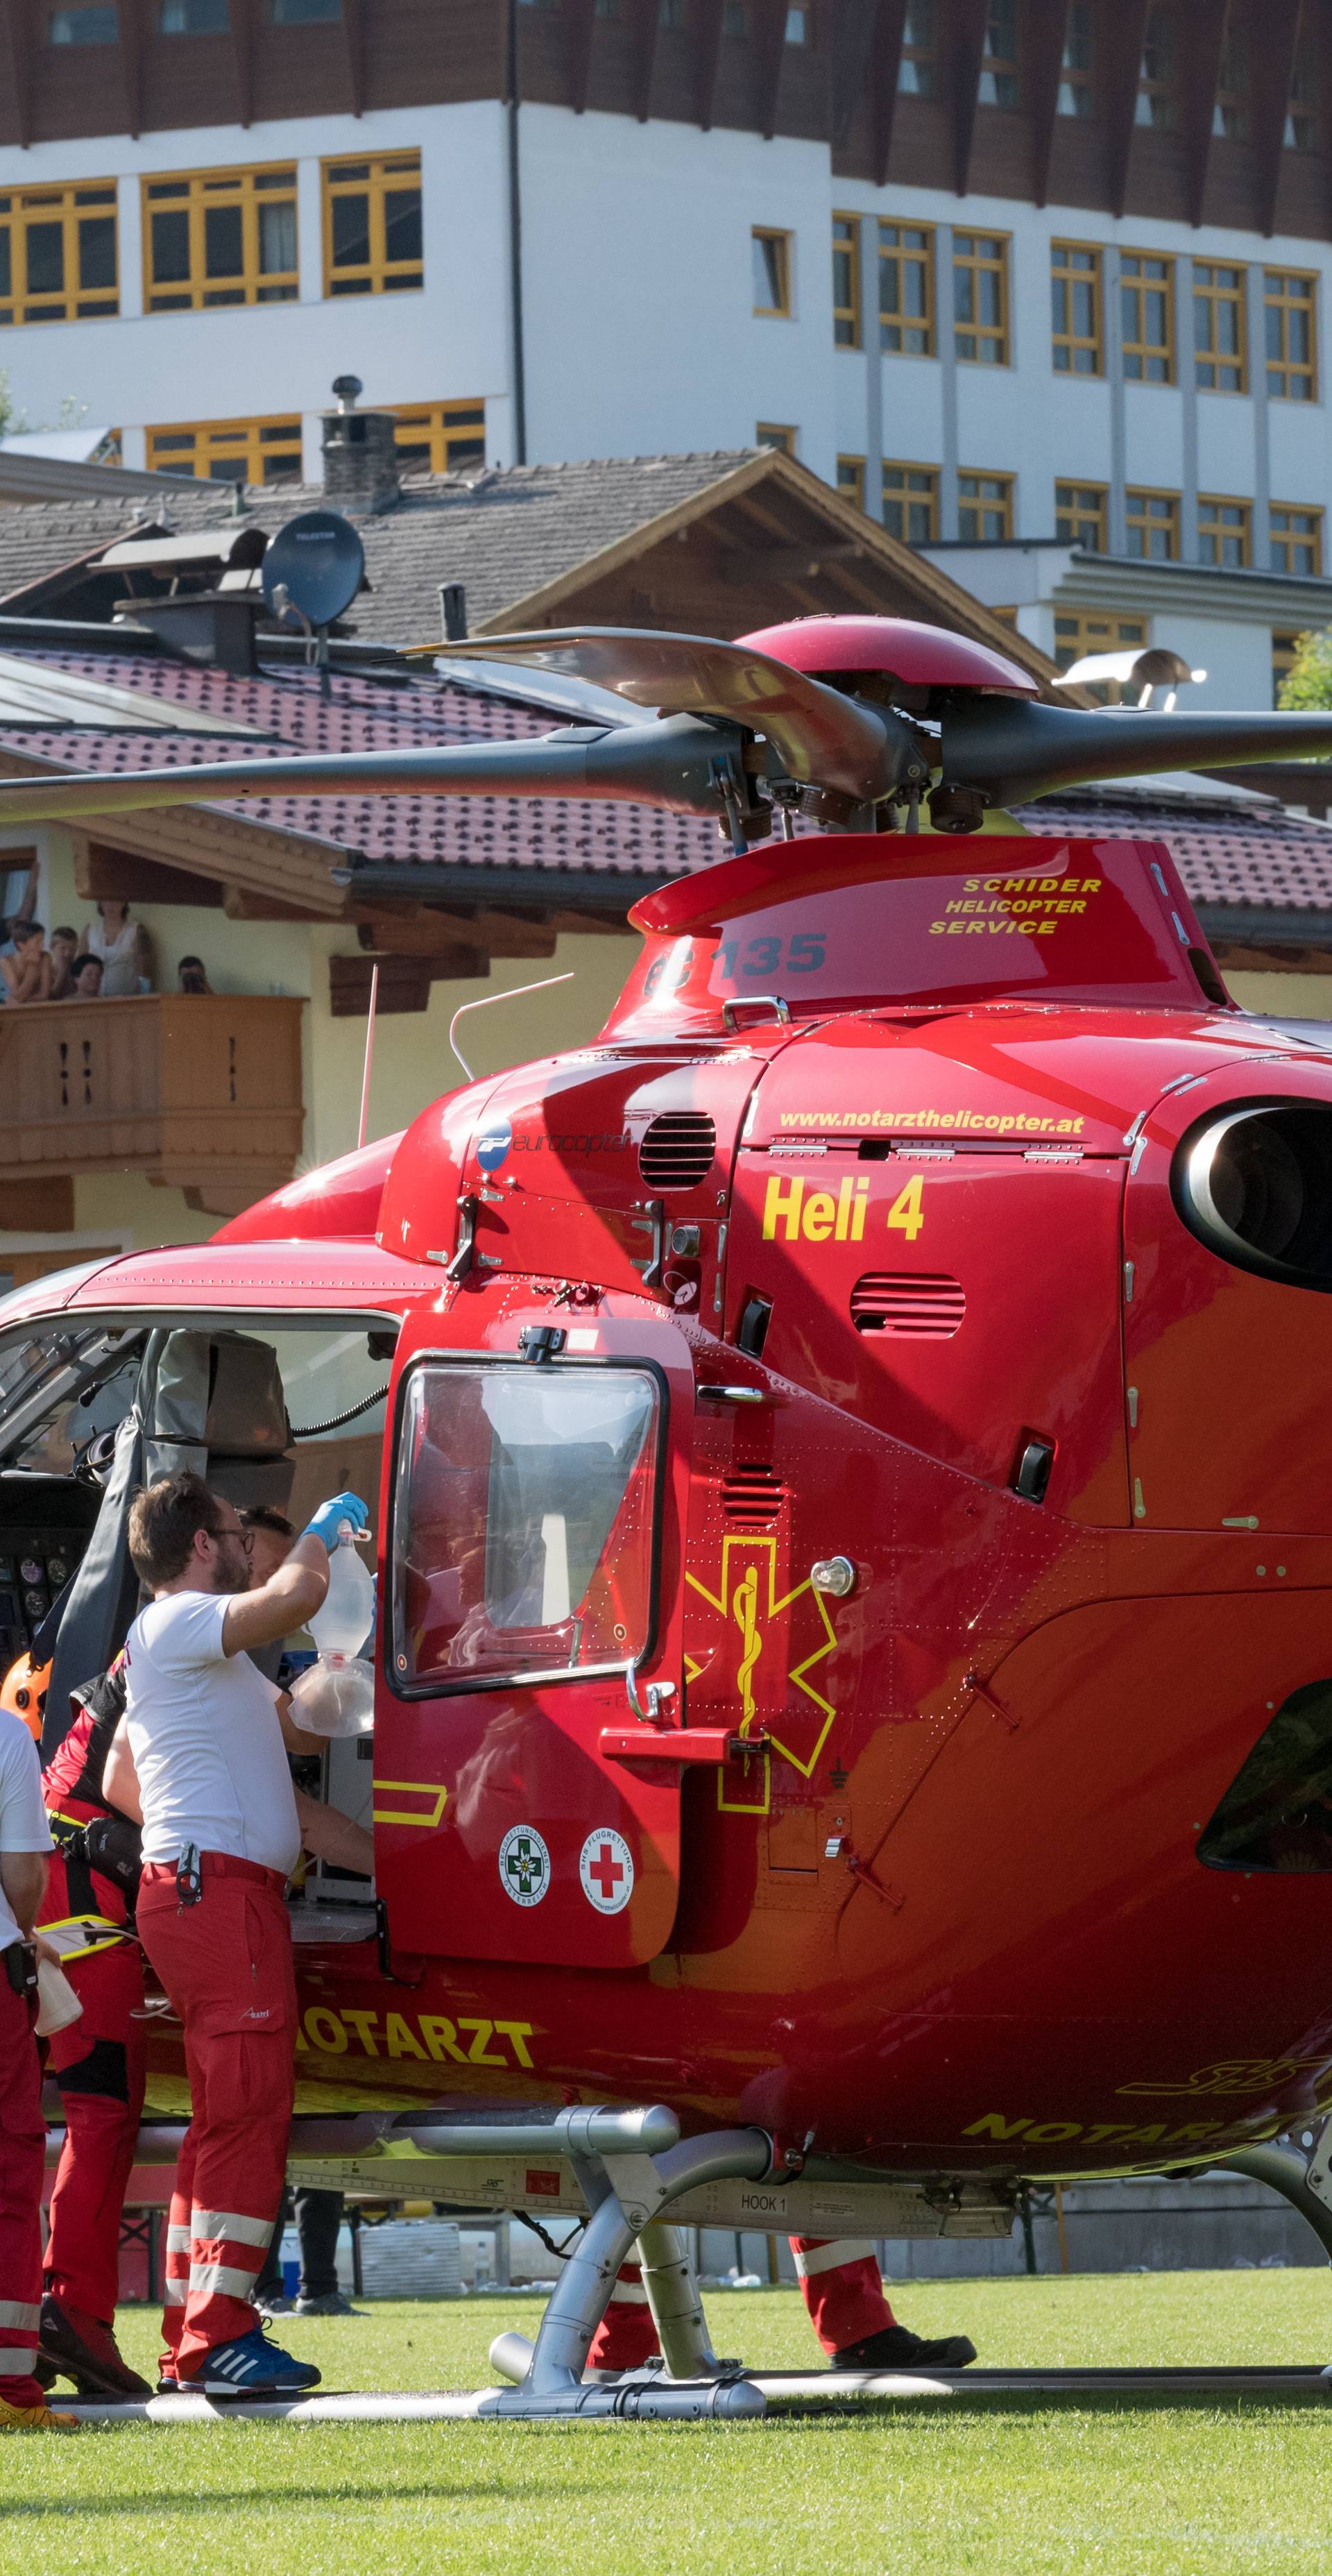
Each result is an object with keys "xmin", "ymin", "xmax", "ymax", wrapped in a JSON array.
[{"xmin": 304, "ymin": 1491, "xmax": 370, "ymax": 1549}]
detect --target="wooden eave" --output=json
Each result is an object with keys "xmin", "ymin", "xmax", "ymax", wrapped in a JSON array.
[{"xmin": 0, "ymin": 745, "xmax": 350, "ymax": 917}]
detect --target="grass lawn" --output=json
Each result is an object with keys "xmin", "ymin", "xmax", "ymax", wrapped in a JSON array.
[{"xmin": 4, "ymin": 2273, "xmax": 1332, "ymax": 2574}]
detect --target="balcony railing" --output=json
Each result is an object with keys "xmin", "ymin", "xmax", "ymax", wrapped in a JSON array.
[{"xmin": 0, "ymin": 993, "xmax": 305, "ymax": 1216}]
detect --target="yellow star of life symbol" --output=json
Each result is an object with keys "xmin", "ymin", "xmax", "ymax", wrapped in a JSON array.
[{"xmin": 684, "ymin": 1534, "xmax": 838, "ymax": 1780}]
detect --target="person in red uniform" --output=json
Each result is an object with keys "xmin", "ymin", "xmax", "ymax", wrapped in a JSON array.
[
  {"xmin": 588, "ymin": 2237, "xmax": 976, "ymax": 2376},
  {"xmin": 121, "ymin": 1471, "xmax": 370, "ymax": 2398},
  {"xmin": 0, "ymin": 1702, "xmax": 76, "ymax": 2432},
  {"xmin": 34, "ymin": 1660, "xmax": 151, "ymax": 2400}
]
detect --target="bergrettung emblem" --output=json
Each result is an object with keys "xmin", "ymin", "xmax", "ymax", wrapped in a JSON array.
[{"xmin": 498, "ymin": 1824, "xmax": 551, "ymax": 1906}]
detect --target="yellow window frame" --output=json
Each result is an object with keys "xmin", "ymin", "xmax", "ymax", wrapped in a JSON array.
[
  {"xmin": 957, "ymin": 468, "xmax": 1014, "ymax": 542},
  {"xmin": 953, "ymin": 230, "xmax": 1009, "ymax": 365},
  {"xmin": 1050, "ymin": 239, "xmax": 1102, "ymax": 376},
  {"xmin": 0, "ymin": 179, "xmax": 118, "ymax": 326},
  {"xmin": 142, "ymin": 162, "xmax": 298, "ymax": 314},
  {"xmin": 1197, "ymin": 491, "xmax": 1252, "ymax": 568},
  {"xmin": 1053, "ymin": 610, "xmax": 1147, "ymax": 696},
  {"xmin": 146, "ymin": 413, "xmax": 304, "ymax": 485},
  {"xmin": 1054, "ymin": 479, "xmax": 1108, "ymax": 550},
  {"xmin": 323, "ymin": 151, "xmax": 424, "ymax": 299},
  {"xmin": 1193, "ymin": 260, "xmax": 1247, "ymax": 393},
  {"xmin": 1125, "ymin": 485, "xmax": 1180, "ymax": 559},
  {"xmin": 756, "ymin": 421, "xmax": 798, "ymax": 453},
  {"xmin": 1265, "ymin": 269, "xmax": 1317, "ymax": 402},
  {"xmin": 752, "ymin": 226, "xmax": 792, "ymax": 318},
  {"xmin": 388, "ymin": 401, "xmax": 486, "ymax": 475},
  {"xmin": 1270, "ymin": 502, "xmax": 1324, "ymax": 577},
  {"xmin": 836, "ymin": 453, "xmax": 866, "ymax": 508},
  {"xmin": 879, "ymin": 219, "xmax": 934, "ymax": 355},
  {"xmin": 832, "ymin": 212, "xmax": 860, "ymax": 348},
  {"xmin": 882, "ymin": 459, "xmax": 939, "ymax": 542},
  {"xmin": 1120, "ymin": 248, "xmax": 1174, "ymax": 383}
]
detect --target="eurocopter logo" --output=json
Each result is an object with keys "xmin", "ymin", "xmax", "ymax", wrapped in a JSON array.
[
  {"xmin": 498, "ymin": 1824, "xmax": 551, "ymax": 1907},
  {"xmin": 685, "ymin": 1536, "xmax": 839, "ymax": 1784}
]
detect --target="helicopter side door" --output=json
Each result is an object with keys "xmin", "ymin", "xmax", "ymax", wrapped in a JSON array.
[{"xmin": 373, "ymin": 1301, "xmax": 692, "ymax": 1968}]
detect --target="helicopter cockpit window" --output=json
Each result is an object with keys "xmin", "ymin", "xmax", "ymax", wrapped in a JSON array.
[
  {"xmin": 1196, "ymin": 1680, "xmax": 1332, "ymax": 1872},
  {"xmin": 389, "ymin": 1362, "xmax": 661, "ymax": 1695}
]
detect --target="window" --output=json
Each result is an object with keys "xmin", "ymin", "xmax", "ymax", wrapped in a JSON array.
[
  {"xmin": 1197, "ymin": 493, "xmax": 1251, "ymax": 568},
  {"xmin": 1270, "ymin": 502, "xmax": 1323, "ymax": 575},
  {"xmin": 1053, "ymin": 611, "xmax": 1146, "ymax": 691},
  {"xmin": 882, "ymin": 460, "xmax": 939, "ymax": 541},
  {"xmin": 0, "ymin": 183, "xmax": 117, "ymax": 326},
  {"xmin": 832, "ymin": 213, "xmax": 860, "ymax": 348},
  {"xmin": 977, "ymin": 0, "xmax": 1018, "ymax": 108},
  {"xmin": 1057, "ymin": 0, "xmax": 1091, "ymax": 117},
  {"xmin": 1135, "ymin": 4, "xmax": 1175, "ymax": 128},
  {"xmin": 752, "ymin": 226, "xmax": 791, "ymax": 316},
  {"xmin": 388, "ymin": 401, "xmax": 486, "ymax": 475},
  {"xmin": 785, "ymin": 3, "xmax": 810, "ymax": 40},
  {"xmin": 270, "ymin": 0, "xmax": 341, "ymax": 19},
  {"xmin": 324, "ymin": 152, "xmax": 422, "ymax": 298},
  {"xmin": 1286, "ymin": 22, "xmax": 1317, "ymax": 151},
  {"xmin": 1120, "ymin": 250, "xmax": 1174, "ymax": 382},
  {"xmin": 878, "ymin": 220, "xmax": 933, "ymax": 355},
  {"xmin": 1193, "ymin": 261, "xmax": 1246, "ymax": 392},
  {"xmin": 1212, "ymin": 8, "xmax": 1248, "ymax": 143},
  {"xmin": 143, "ymin": 163, "xmax": 297, "ymax": 311},
  {"xmin": 146, "ymin": 414, "xmax": 303, "ymax": 483},
  {"xmin": 1050, "ymin": 242, "xmax": 1101, "ymax": 375},
  {"xmin": 953, "ymin": 231, "xmax": 1008, "ymax": 364},
  {"xmin": 897, "ymin": 0, "xmax": 934, "ymax": 95},
  {"xmin": 1054, "ymin": 480, "xmax": 1107, "ymax": 549},
  {"xmin": 1197, "ymin": 1681, "xmax": 1332, "ymax": 1872},
  {"xmin": 1125, "ymin": 486, "xmax": 1179, "ymax": 559},
  {"xmin": 389, "ymin": 1362, "xmax": 662, "ymax": 1695},
  {"xmin": 1272, "ymin": 631, "xmax": 1301, "ymax": 699},
  {"xmin": 1265, "ymin": 270, "xmax": 1317, "ymax": 400},
  {"xmin": 160, "ymin": 0, "xmax": 228, "ymax": 24},
  {"xmin": 46, "ymin": 6, "xmax": 117, "ymax": 37},
  {"xmin": 957, "ymin": 470, "xmax": 1013, "ymax": 541},
  {"xmin": 837, "ymin": 454, "xmax": 866, "ymax": 509},
  {"xmin": 756, "ymin": 421, "xmax": 797, "ymax": 453}
]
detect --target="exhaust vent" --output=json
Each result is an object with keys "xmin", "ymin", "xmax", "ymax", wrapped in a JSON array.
[
  {"xmin": 722, "ymin": 1465, "xmax": 785, "ymax": 1529},
  {"xmin": 638, "ymin": 1112, "xmax": 716, "ymax": 1189},
  {"xmin": 851, "ymin": 1273, "xmax": 966, "ymax": 1339}
]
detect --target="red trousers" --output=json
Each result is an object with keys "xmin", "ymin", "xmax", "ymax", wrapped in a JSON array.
[
  {"xmin": 0, "ymin": 1966, "xmax": 45, "ymax": 2410},
  {"xmin": 137, "ymin": 1856, "xmax": 296, "ymax": 2379},
  {"xmin": 38, "ymin": 1848, "xmax": 146, "ymax": 2325},
  {"xmin": 588, "ymin": 2234, "xmax": 895, "ymax": 2372}
]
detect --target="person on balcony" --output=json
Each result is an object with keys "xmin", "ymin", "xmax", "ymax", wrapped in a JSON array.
[
  {"xmin": 177, "ymin": 956, "xmax": 214, "ymax": 996},
  {"xmin": 69, "ymin": 958, "xmax": 104, "ymax": 1001},
  {"xmin": 0, "ymin": 923, "xmax": 51, "ymax": 1007},
  {"xmin": 80, "ymin": 901, "xmax": 152, "ymax": 999},
  {"xmin": 46, "ymin": 930, "xmax": 79, "ymax": 1003}
]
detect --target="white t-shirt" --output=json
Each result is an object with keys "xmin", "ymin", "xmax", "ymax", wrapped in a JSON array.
[
  {"xmin": 0, "ymin": 1711, "xmax": 53, "ymax": 1952},
  {"xmin": 123, "ymin": 1591, "xmax": 300, "ymax": 1875}
]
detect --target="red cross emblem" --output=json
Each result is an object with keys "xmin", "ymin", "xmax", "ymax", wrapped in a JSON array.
[{"xmin": 579, "ymin": 1826, "xmax": 634, "ymax": 1914}]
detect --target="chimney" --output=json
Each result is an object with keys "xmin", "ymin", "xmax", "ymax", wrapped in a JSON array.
[{"xmin": 321, "ymin": 374, "xmax": 401, "ymax": 513}]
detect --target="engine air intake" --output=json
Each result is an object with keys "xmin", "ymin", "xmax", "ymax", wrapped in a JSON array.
[
  {"xmin": 851, "ymin": 1273, "xmax": 966, "ymax": 1338},
  {"xmin": 722, "ymin": 1466, "xmax": 785, "ymax": 1528},
  {"xmin": 638, "ymin": 1113, "xmax": 717, "ymax": 1189},
  {"xmin": 1173, "ymin": 1100, "xmax": 1332, "ymax": 1291}
]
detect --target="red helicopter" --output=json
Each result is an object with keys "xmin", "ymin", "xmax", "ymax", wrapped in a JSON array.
[{"xmin": 6, "ymin": 610, "xmax": 1332, "ymax": 2415}]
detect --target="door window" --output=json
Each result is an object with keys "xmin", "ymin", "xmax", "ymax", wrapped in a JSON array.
[{"xmin": 390, "ymin": 1363, "xmax": 661, "ymax": 1694}]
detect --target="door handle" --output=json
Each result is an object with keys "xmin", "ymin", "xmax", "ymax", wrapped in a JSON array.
[{"xmin": 625, "ymin": 1661, "xmax": 677, "ymax": 1726}]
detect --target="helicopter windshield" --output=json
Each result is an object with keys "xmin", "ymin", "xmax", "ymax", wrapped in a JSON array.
[{"xmin": 390, "ymin": 1361, "xmax": 660, "ymax": 1693}]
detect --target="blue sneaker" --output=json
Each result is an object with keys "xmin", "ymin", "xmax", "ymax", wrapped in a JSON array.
[{"xmin": 191, "ymin": 2326, "xmax": 321, "ymax": 2396}]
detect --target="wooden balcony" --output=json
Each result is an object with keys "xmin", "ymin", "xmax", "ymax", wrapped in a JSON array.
[{"xmin": 0, "ymin": 993, "xmax": 305, "ymax": 1218}]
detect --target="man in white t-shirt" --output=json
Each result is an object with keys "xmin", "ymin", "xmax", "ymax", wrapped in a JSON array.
[
  {"xmin": 123, "ymin": 1468, "xmax": 368, "ymax": 2398},
  {"xmin": 0, "ymin": 1711, "xmax": 77, "ymax": 2432}
]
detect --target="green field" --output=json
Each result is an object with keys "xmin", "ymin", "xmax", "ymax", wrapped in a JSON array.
[{"xmin": 5, "ymin": 2273, "xmax": 1332, "ymax": 2574}]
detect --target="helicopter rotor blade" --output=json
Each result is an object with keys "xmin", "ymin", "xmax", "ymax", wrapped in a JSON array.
[
  {"xmin": 939, "ymin": 698, "xmax": 1332, "ymax": 806},
  {"xmin": 0, "ymin": 715, "xmax": 751, "ymax": 829},
  {"xmin": 429, "ymin": 627, "xmax": 896, "ymax": 802}
]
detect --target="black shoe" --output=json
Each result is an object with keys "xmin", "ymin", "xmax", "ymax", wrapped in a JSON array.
[
  {"xmin": 36, "ymin": 2295, "xmax": 153, "ymax": 2399},
  {"xmin": 831, "ymin": 2323, "xmax": 977, "ymax": 2372}
]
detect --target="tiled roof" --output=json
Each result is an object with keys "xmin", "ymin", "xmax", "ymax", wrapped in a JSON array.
[
  {"xmin": 0, "ymin": 452, "xmax": 769, "ymax": 645},
  {"xmin": 1018, "ymin": 792, "xmax": 1332, "ymax": 916}
]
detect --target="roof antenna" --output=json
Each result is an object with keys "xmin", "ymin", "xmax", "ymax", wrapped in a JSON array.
[
  {"xmin": 357, "ymin": 960, "xmax": 379, "ymax": 1151},
  {"xmin": 449, "ymin": 970, "xmax": 574, "ymax": 1081}
]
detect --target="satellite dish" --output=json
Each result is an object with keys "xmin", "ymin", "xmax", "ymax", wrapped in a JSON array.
[{"xmin": 262, "ymin": 510, "xmax": 366, "ymax": 629}]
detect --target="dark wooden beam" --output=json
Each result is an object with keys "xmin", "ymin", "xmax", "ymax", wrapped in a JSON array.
[
  {"xmin": 0, "ymin": 0, "xmax": 34, "ymax": 149},
  {"xmin": 694, "ymin": 0, "xmax": 724, "ymax": 128},
  {"xmin": 630, "ymin": 0, "xmax": 660, "ymax": 121},
  {"xmin": 4, "ymin": 1180, "xmax": 74, "ymax": 1232},
  {"xmin": 228, "ymin": 0, "xmax": 257, "ymax": 128},
  {"xmin": 867, "ymin": 0, "xmax": 908, "ymax": 184},
  {"xmin": 119, "ymin": 0, "xmax": 145, "ymax": 138},
  {"xmin": 753, "ymin": 0, "xmax": 787, "ymax": 139},
  {"xmin": 952, "ymin": 0, "xmax": 989, "ymax": 195},
  {"xmin": 223, "ymin": 888, "xmax": 326, "ymax": 922},
  {"xmin": 715, "ymin": 539, "xmax": 883, "ymax": 579},
  {"xmin": 828, "ymin": 0, "xmax": 873, "ymax": 149},
  {"xmin": 355, "ymin": 908, "xmax": 558, "ymax": 958},
  {"xmin": 72, "ymin": 841, "xmax": 225, "ymax": 908},
  {"xmin": 340, "ymin": 0, "xmax": 366, "ymax": 114},
  {"xmin": 331, "ymin": 950, "xmax": 488, "ymax": 1018},
  {"xmin": 1251, "ymin": 0, "xmax": 1301, "ymax": 237},
  {"xmin": 566, "ymin": 0, "xmax": 597, "ymax": 110},
  {"xmin": 1103, "ymin": 0, "xmax": 1152, "ymax": 220},
  {"xmin": 1028, "ymin": 0, "xmax": 1068, "ymax": 205},
  {"xmin": 1181, "ymin": 0, "xmax": 1227, "ymax": 229}
]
